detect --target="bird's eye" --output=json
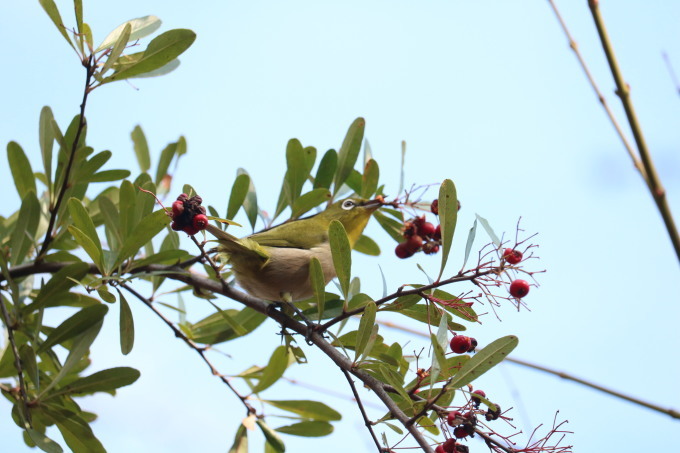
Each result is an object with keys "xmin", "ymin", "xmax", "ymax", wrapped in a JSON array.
[{"xmin": 341, "ymin": 200, "xmax": 355, "ymax": 210}]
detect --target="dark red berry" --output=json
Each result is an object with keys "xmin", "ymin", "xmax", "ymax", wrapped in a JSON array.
[
  {"xmin": 406, "ymin": 234, "xmax": 423, "ymax": 251},
  {"xmin": 419, "ymin": 222, "xmax": 436, "ymax": 239},
  {"xmin": 471, "ymin": 389, "xmax": 486, "ymax": 407},
  {"xmin": 503, "ymin": 248, "xmax": 523, "ymax": 265},
  {"xmin": 171, "ymin": 200, "xmax": 184, "ymax": 218},
  {"xmin": 485, "ymin": 404, "xmax": 501, "ymax": 421},
  {"xmin": 431, "ymin": 199, "xmax": 439, "ymax": 215},
  {"xmin": 441, "ymin": 438, "xmax": 458, "ymax": 452},
  {"xmin": 171, "ymin": 221, "xmax": 183, "ymax": 231},
  {"xmin": 435, "ymin": 445, "xmax": 446, "ymax": 453},
  {"xmin": 422, "ymin": 242, "xmax": 440, "ymax": 255},
  {"xmin": 433, "ymin": 225, "xmax": 441, "ymax": 241},
  {"xmin": 446, "ymin": 410, "xmax": 462, "ymax": 427},
  {"xmin": 183, "ymin": 225, "xmax": 199, "ymax": 236},
  {"xmin": 453, "ymin": 426, "xmax": 468, "ymax": 439},
  {"xmin": 402, "ymin": 220, "xmax": 416, "ymax": 237},
  {"xmin": 467, "ymin": 337, "xmax": 477, "ymax": 353},
  {"xmin": 395, "ymin": 242, "xmax": 414, "ymax": 259},
  {"xmin": 193, "ymin": 214, "xmax": 208, "ymax": 230},
  {"xmin": 509, "ymin": 279, "xmax": 530, "ymax": 298},
  {"xmin": 177, "ymin": 193, "xmax": 189, "ymax": 202},
  {"xmin": 450, "ymin": 335, "xmax": 472, "ymax": 354}
]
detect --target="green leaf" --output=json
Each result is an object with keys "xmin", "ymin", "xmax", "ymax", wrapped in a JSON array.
[
  {"xmin": 68, "ymin": 198, "xmax": 103, "ymax": 266},
  {"xmin": 154, "ymin": 142, "xmax": 177, "ymax": 186},
  {"xmin": 360, "ymin": 159, "xmax": 379, "ymax": 198},
  {"xmin": 313, "ymin": 149, "xmax": 337, "ymax": 190},
  {"xmin": 7, "ymin": 141, "xmax": 36, "ymax": 197},
  {"xmin": 100, "ymin": 23, "xmax": 131, "ymax": 75},
  {"xmin": 429, "ymin": 314, "xmax": 449, "ymax": 386},
  {"xmin": 257, "ymin": 419, "xmax": 285, "ymax": 452},
  {"xmin": 228, "ymin": 423, "xmax": 248, "ymax": 453},
  {"xmin": 128, "ymin": 59, "xmax": 181, "ymax": 78},
  {"xmin": 355, "ymin": 301, "xmax": 377, "ymax": 362},
  {"xmin": 437, "ymin": 179, "xmax": 458, "ymax": 280},
  {"xmin": 251, "ymin": 346, "xmax": 289, "ymax": 394},
  {"xmin": 38, "ymin": 305, "xmax": 108, "ymax": 353},
  {"xmin": 67, "ymin": 226, "xmax": 101, "ymax": 272},
  {"xmin": 205, "ymin": 300, "xmax": 247, "ymax": 337},
  {"xmin": 353, "ymin": 234, "xmax": 380, "ymax": 256},
  {"xmin": 96, "ymin": 15, "xmax": 162, "ymax": 52},
  {"xmin": 191, "ymin": 307, "xmax": 265, "ymax": 344},
  {"xmin": 261, "ymin": 400, "xmax": 341, "ymax": 421},
  {"xmin": 275, "ymin": 421, "xmax": 333, "ymax": 437},
  {"xmin": 462, "ymin": 219, "xmax": 477, "ymax": 270},
  {"xmin": 448, "ymin": 335, "xmax": 519, "ymax": 388},
  {"xmin": 19, "ymin": 344, "xmax": 39, "ymax": 387},
  {"xmin": 99, "ymin": 196, "xmax": 122, "ymax": 252},
  {"xmin": 291, "ymin": 188, "xmax": 331, "ymax": 219},
  {"xmin": 334, "ymin": 118, "xmax": 365, "ymax": 195},
  {"xmin": 131, "ymin": 125, "xmax": 150, "ymax": 172},
  {"xmin": 383, "ymin": 303, "xmax": 466, "ymax": 331},
  {"xmin": 475, "ymin": 214, "xmax": 501, "ymax": 247},
  {"xmin": 115, "ymin": 209, "xmax": 170, "ymax": 268},
  {"xmin": 328, "ymin": 220, "xmax": 351, "ymax": 302},
  {"xmin": 28, "ymin": 262, "xmax": 89, "ymax": 311},
  {"xmin": 38, "ymin": 0, "xmax": 75, "ymax": 51},
  {"xmin": 118, "ymin": 291, "xmax": 134, "ymax": 355},
  {"xmin": 43, "ymin": 406, "xmax": 105, "ymax": 453},
  {"xmin": 88, "ymin": 169, "xmax": 131, "ymax": 183},
  {"xmin": 39, "ymin": 107, "xmax": 55, "ymax": 192},
  {"xmin": 227, "ymin": 173, "xmax": 251, "ymax": 220},
  {"xmin": 48, "ymin": 367, "xmax": 140, "ymax": 398},
  {"xmin": 26, "ymin": 428, "xmax": 63, "ymax": 453},
  {"xmin": 374, "ymin": 210, "xmax": 404, "ymax": 243},
  {"xmin": 237, "ymin": 168, "xmax": 259, "ymax": 230},
  {"xmin": 309, "ymin": 257, "xmax": 326, "ymax": 322},
  {"xmin": 9, "ymin": 192, "xmax": 40, "ymax": 266},
  {"xmin": 283, "ymin": 139, "xmax": 307, "ymax": 207},
  {"xmin": 104, "ymin": 29, "xmax": 196, "ymax": 82},
  {"xmin": 73, "ymin": 0, "xmax": 83, "ymax": 34},
  {"xmin": 40, "ymin": 319, "xmax": 104, "ymax": 396}
]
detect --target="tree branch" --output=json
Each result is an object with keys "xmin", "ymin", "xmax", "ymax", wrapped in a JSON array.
[
  {"xmin": 0, "ymin": 295, "xmax": 32, "ymax": 426},
  {"xmin": 341, "ymin": 369, "xmax": 385, "ymax": 452}
]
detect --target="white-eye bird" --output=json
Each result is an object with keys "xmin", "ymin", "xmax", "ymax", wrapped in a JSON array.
[{"xmin": 205, "ymin": 197, "xmax": 382, "ymax": 302}]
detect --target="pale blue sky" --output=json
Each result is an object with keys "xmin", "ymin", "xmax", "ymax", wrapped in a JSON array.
[{"xmin": 1, "ymin": 1, "xmax": 679, "ymax": 452}]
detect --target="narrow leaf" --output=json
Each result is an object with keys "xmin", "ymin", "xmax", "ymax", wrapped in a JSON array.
[
  {"xmin": 227, "ymin": 173, "xmax": 250, "ymax": 220},
  {"xmin": 291, "ymin": 188, "xmax": 331, "ymax": 219},
  {"xmin": 309, "ymin": 257, "xmax": 326, "ymax": 322},
  {"xmin": 68, "ymin": 198, "xmax": 102, "ymax": 263},
  {"xmin": 38, "ymin": 305, "xmax": 108, "ymax": 353},
  {"xmin": 118, "ymin": 291, "xmax": 134, "ymax": 355},
  {"xmin": 462, "ymin": 219, "xmax": 477, "ymax": 270},
  {"xmin": 334, "ymin": 118, "xmax": 365, "ymax": 194},
  {"xmin": 261, "ymin": 400, "xmax": 341, "ymax": 421},
  {"xmin": 275, "ymin": 421, "xmax": 333, "ymax": 437},
  {"xmin": 360, "ymin": 159, "xmax": 380, "ymax": 198},
  {"xmin": 437, "ymin": 179, "xmax": 458, "ymax": 280},
  {"xmin": 96, "ymin": 15, "xmax": 162, "ymax": 52},
  {"xmin": 26, "ymin": 429, "xmax": 63, "ymax": 453},
  {"xmin": 313, "ymin": 149, "xmax": 337, "ymax": 190},
  {"xmin": 353, "ymin": 235, "xmax": 380, "ymax": 256},
  {"xmin": 355, "ymin": 301, "xmax": 377, "ymax": 362},
  {"xmin": 251, "ymin": 346, "xmax": 289, "ymax": 394},
  {"xmin": 130, "ymin": 126, "xmax": 150, "ymax": 172},
  {"xmin": 100, "ymin": 23, "xmax": 131, "ymax": 74},
  {"xmin": 115, "ymin": 209, "xmax": 170, "ymax": 268},
  {"xmin": 448, "ymin": 335, "xmax": 519, "ymax": 388},
  {"xmin": 284, "ymin": 139, "xmax": 307, "ymax": 207},
  {"xmin": 257, "ymin": 420, "xmax": 285, "ymax": 453},
  {"xmin": 39, "ymin": 107, "xmax": 55, "ymax": 192},
  {"xmin": 9, "ymin": 192, "xmax": 40, "ymax": 266},
  {"xmin": 28, "ymin": 262, "xmax": 89, "ymax": 311},
  {"xmin": 38, "ymin": 0, "xmax": 75, "ymax": 50},
  {"xmin": 237, "ymin": 168, "xmax": 259, "ymax": 229},
  {"xmin": 228, "ymin": 424, "xmax": 248, "ymax": 453},
  {"xmin": 475, "ymin": 214, "xmax": 501, "ymax": 247},
  {"xmin": 7, "ymin": 141, "xmax": 36, "ymax": 196},
  {"xmin": 328, "ymin": 220, "xmax": 351, "ymax": 302},
  {"xmin": 48, "ymin": 367, "xmax": 140, "ymax": 398}
]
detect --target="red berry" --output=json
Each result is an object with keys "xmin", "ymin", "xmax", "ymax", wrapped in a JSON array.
[
  {"xmin": 442, "ymin": 439, "xmax": 458, "ymax": 452},
  {"xmin": 422, "ymin": 242, "xmax": 440, "ymax": 255},
  {"xmin": 467, "ymin": 337, "xmax": 478, "ymax": 353},
  {"xmin": 471, "ymin": 389, "xmax": 486, "ymax": 407},
  {"xmin": 395, "ymin": 242, "xmax": 414, "ymax": 259},
  {"xmin": 509, "ymin": 279, "xmax": 530, "ymax": 298},
  {"xmin": 435, "ymin": 446, "xmax": 446, "ymax": 453},
  {"xmin": 193, "ymin": 214, "xmax": 209, "ymax": 230},
  {"xmin": 177, "ymin": 193, "xmax": 189, "ymax": 202},
  {"xmin": 433, "ymin": 224, "xmax": 441, "ymax": 241},
  {"xmin": 449, "ymin": 335, "xmax": 472, "ymax": 354},
  {"xmin": 183, "ymin": 225, "xmax": 199, "ymax": 236},
  {"xmin": 446, "ymin": 410, "xmax": 462, "ymax": 427},
  {"xmin": 502, "ymin": 248, "xmax": 523, "ymax": 265},
  {"xmin": 171, "ymin": 221, "xmax": 182, "ymax": 231},
  {"xmin": 431, "ymin": 199, "xmax": 439, "ymax": 215},
  {"xmin": 171, "ymin": 200, "xmax": 185, "ymax": 218},
  {"xmin": 419, "ymin": 222, "xmax": 436, "ymax": 239},
  {"xmin": 406, "ymin": 234, "xmax": 423, "ymax": 251},
  {"xmin": 453, "ymin": 426, "xmax": 468, "ymax": 439}
]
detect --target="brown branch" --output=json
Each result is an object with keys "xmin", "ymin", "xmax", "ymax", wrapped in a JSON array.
[
  {"xmin": 341, "ymin": 369, "xmax": 385, "ymax": 452},
  {"xmin": 36, "ymin": 54, "xmax": 96, "ymax": 261},
  {"xmin": 0, "ymin": 295, "xmax": 32, "ymax": 426},
  {"xmin": 588, "ymin": 0, "xmax": 680, "ymax": 263},
  {"xmin": 118, "ymin": 283, "xmax": 258, "ymax": 416}
]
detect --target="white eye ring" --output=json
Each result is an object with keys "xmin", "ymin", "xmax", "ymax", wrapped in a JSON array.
[{"xmin": 341, "ymin": 200, "xmax": 355, "ymax": 210}]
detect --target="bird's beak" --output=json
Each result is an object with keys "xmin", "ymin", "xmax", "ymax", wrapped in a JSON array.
[{"xmin": 360, "ymin": 198, "xmax": 384, "ymax": 210}]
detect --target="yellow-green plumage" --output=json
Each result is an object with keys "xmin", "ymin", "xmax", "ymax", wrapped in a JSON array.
[{"xmin": 206, "ymin": 198, "xmax": 381, "ymax": 302}]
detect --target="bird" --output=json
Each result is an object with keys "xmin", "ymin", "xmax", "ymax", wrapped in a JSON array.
[{"xmin": 205, "ymin": 197, "xmax": 382, "ymax": 302}]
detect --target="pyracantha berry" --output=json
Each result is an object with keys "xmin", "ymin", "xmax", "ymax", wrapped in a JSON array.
[
  {"xmin": 471, "ymin": 389, "xmax": 486, "ymax": 408},
  {"xmin": 441, "ymin": 438, "xmax": 458, "ymax": 452},
  {"xmin": 192, "ymin": 214, "xmax": 209, "ymax": 230},
  {"xmin": 433, "ymin": 224, "xmax": 441, "ymax": 241},
  {"xmin": 183, "ymin": 225, "xmax": 200, "ymax": 236},
  {"xmin": 395, "ymin": 242, "xmax": 414, "ymax": 259},
  {"xmin": 509, "ymin": 279, "xmax": 530, "ymax": 298},
  {"xmin": 446, "ymin": 410, "xmax": 462, "ymax": 427},
  {"xmin": 171, "ymin": 200, "xmax": 184, "ymax": 218},
  {"xmin": 467, "ymin": 337, "xmax": 477, "ymax": 353},
  {"xmin": 406, "ymin": 234, "xmax": 424, "ymax": 251},
  {"xmin": 177, "ymin": 193, "xmax": 189, "ymax": 202},
  {"xmin": 422, "ymin": 242, "xmax": 440, "ymax": 255},
  {"xmin": 453, "ymin": 426, "xmax": 469, "ymax": 439},
  {"xmin": 450, "ymin": 335, "xmax": 472, "ymax": 354},
  {"xmin": 171, "ymin": 221, "xmax": 183, "ymax": 231},
  {"xmin": 503, "ymin": 248, "xmax": 523, "ymax": 265},
  {"xmin": 419, "ymin": 221, "xmax": 436, "ymax": 238},
  {"xmin": 485, "ymin": 404, "xmax": 501, "ymax": 421},
  {"xmin": 435, "ymin": 445, "xmax": 446, "ymax": 453},
  {"xmin": 431, "ymin": 199, "xmax": 439, "ymax": 215}
]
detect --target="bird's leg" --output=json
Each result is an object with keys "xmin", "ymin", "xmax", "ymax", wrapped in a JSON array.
[{"xmin": 280, "ymin": 292, "xmax": 316, "ymax": 345}]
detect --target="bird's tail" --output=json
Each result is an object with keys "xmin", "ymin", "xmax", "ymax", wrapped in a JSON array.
[{"xmin": 205, "ymin": 224, "xmax": 269, "ymax": 261}]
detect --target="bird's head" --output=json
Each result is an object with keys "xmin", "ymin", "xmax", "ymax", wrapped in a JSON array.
[{"xmin": 320, "ymin": 197, "xmax": 383, "ymax": 246}]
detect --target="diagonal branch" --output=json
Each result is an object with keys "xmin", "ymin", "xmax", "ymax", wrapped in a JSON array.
[{"xmin": 341, "ymin": 369, "xmax": 385, "ymax": 452}]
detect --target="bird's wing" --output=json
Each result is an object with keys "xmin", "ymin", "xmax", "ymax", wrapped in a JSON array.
[
  {"xmin": 248, "ymin": 221, "xmax": 327, "ymax": 249},
  {"xmin": 205, "ymin": 224, "xmax": 270, "ymax": 261}
]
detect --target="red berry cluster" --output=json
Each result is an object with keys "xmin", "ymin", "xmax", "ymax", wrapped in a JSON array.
[
  {"xmin": 449, "ymin": 334, "xmax": 477, "ymax": 354},
  {"xmin": 435, "ymin": 438, "xmax": 468, "ymax": 453},
  {"xmin": 169, "ymin": 193, "xmax": 208, "ymax": 235},
  {"xmin": 445, "ymin": 409, "xmax": 477, "ymax": 440},
  {"xmin": 395, "ymin": 214, "xmax": 441, "ymax": 259}
]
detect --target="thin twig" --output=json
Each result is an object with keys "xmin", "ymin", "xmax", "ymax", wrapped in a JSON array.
[
  {"xmin": 377, "ymin": 319, "xmax": 680, "ymax": 420},
  {"xmin": 546, "ymin": 0, "xmax": 648, "ymax": 185},
  {"xmin": 36, "ymin": 54, "xmax": 96, "ymax": 261},
  {"xmin": 119, "ymin": 283, "xmax": 258, "ymax": 416},
  {"xmin": 341, "ymin": 369, "xmax": 385, "ymax": 452},
  {"xmin": 588, "ymin": 0, "xmax": 680, "ymax": 263},
  {"xmin": 0, "ymin": 296, "xmax": 32, "ymax": 426}
]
